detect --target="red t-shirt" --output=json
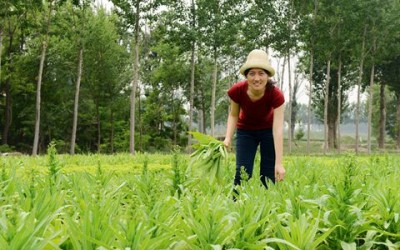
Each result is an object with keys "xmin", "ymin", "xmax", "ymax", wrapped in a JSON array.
[{"xmin": 227, "ymin": 80, "xmax": 285, "ymax": 130}]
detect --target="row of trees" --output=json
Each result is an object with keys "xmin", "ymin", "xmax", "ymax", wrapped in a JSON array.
[{"xmin": 0, "ymin": 0, "xmax": 399, "ymax": 155}]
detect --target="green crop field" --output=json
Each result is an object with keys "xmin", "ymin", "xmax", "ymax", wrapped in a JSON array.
[{"xmin": 1, "ymin": 147, "xmax": 399, "ymax": 249}]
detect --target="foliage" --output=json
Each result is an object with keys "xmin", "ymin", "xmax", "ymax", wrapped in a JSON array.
[
  {"xmin": 187, "ymin": 131, "xmax": 228, "ymax": 183},
  {"xmin": 1, "ymin": 0, "xmax": 400, "ymax": 153},
  {"xmin": 295, "ymin": 125, "xmax": 304, "ymax": 141},
  {"xmin": 0, "ymin": 153, "xmax": 399, "ymax": 249}
]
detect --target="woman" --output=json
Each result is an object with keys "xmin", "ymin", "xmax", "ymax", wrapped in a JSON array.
[{"xmin": 223, "ymin": 49, "xmax": 285, "ymax": 189}]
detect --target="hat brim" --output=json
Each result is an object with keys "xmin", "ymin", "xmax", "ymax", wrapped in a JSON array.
[{"xmin": 240, "ymin": 61, "xmax": 275, "ymax": 77}]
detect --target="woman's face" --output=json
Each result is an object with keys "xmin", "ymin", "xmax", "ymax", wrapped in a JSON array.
[{"xmin": 246, "ymin": 68, "xmax": 269, "ymax": 91}]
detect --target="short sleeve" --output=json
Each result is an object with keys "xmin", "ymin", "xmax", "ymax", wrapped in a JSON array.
[
  {"xmin": 227, "ymin": 81, "xmax": 246, "ymax": 104},
  {"xmin": 272, "ymin": 87, "xmax": 285, "ymax": 108}
]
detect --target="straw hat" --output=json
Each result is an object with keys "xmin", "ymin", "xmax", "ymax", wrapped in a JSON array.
[{"xmin": 240, "ymin": 49, "xmax": 275, "ymax": 77}]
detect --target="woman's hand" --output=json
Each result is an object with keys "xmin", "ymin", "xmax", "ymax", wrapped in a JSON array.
[
  {"xmin": 275, "ymin": 164, "xmax": 285, "ymax": 182},
  {"xmin": 223, "ymin": 137, "xmax": 232, "ymax": 149}
]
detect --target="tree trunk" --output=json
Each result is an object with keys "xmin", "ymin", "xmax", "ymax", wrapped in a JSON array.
[
  {"xmin": 70, "ymin": 48, "xmax": 83, "ymax": 155},
  {"xmin": 198, "ymin": 109, "xmax": 203, "ymax": 133},
  {"xmin": 188, "ymin": 42, "xmax": 195, "ymax": 147},
  {"xmin": 324, "ymin": 59, "xmax": 331, "ymax": 154},
  {"xmin": 210, "ymin": 46, "xmax": 217, "ymax": 137},
  {"xmin": 201, "ymin": 108, "xmax": 206, "ymax": 134},
  {"xmin": 307, "ymin": 49, "xmax": 314, "ymax": 154},
  {"xmin": 367, "ymin": 37, "xmax": 376, "ymax": 154},
  {"xmin": 2, "ymin": 78, "xmax": 11, "ymax": 145},
  {"xmin": 336, "ymin": 55, "xmax": 342, "ymax": 153},
  {"xmin": 378, "ymin": 83, "xmax": 386, "ymax": 148},
  {"xmin": 291, "ymin": 74, "xmax": 300, "ymax": 141},
  {"xmin": 396, "ymin": 95, "xmax": 400, "ymax": 149},
  {"xmin": 287, "ymin": 53, "xmax": 292, "ymax": 153},
  {"xmin": 110, "ymin": 108, "xmax": 114, "ymax": 153},
  {"xmin": 32, "ymin": 40, "xmax": 48, "ymax": 155},
  {"xmin": 2, "ymin": 28, "xmax": 15, "ymax": 145},
  {"xmin": 279, "ymin": 55, "xmax": 286, "ymax": 91},
  {"xmin": 328, "ymin": 121, "xmax": 336, "ymax": 148},
  {"xmin": 138, "ymin": 87, "xmax": 142, "ymax": 152},
  {"xmin": 129, "ymin": 0, "xmax": 140, "ymax": 155},
  {"xmin": 355, "ymin": 25, "xmax": 367, "ymax": 154},
  {"xmin": 173, "ymin": 104, "xmax": 178, "ymax": 145},
  {"xmin": 0, "ymin": 28, "xmax": 2, "ymax": 95},
  {"xmin": 367, "ymin": 64, "xmax": 375, "ymax": 154},
  {"xmin": 188, "ymin": 0, "xmax": 196, "ymax": 150},
  {"xmin": 307, "ymin": 0, "xmax": 317, "ymax": 154},
  {"xmin": 32, "ymin": 1, "xmax": 54, "ymax": 155},
  {"xmin": 95, "ymin": 99, "xmax": 101, "ymax": 153}
]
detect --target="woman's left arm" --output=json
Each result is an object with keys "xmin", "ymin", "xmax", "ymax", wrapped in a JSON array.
[{"xmin": 273, "ymin": 104, "xmax": 285, "ymax": 181}]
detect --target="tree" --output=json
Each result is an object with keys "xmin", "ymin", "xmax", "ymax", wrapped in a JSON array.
[
  {"xmin": 379, "ymin": 56, "xmax": 400, "ymax": 148},
  {"xmin": 272, "ymin": 0, "xmax": 300, "ymax": 153},
  {"xmin": 0, "ymin": 0, "xmax": 30, "ymax": 146},
  {"xmin": 196, "ymin": 0, "xmax": 241, "ymax": 136},
  {"xmin": 111, "ymin": 0, "xmax": 166, "ymax": 154},
  {"xmin": 32, "ymin": 0, "xmax": 58, "ymax": 155},
  {"xmin": 69, "ymin": 0, "xmax": 90, "ymax": 155},
  {"xmin": 367, "ymin": 0, "xmax": 400, "ymax": 150},
  {"xmin": 292, "ymin": 0, "xmax": 319, "ymax": 153},
  {"xmin": 139, "ymin": 42, "xmax": 189, "ymax": 151}
]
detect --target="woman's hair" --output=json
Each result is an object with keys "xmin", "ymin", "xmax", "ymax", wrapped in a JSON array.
[
  {"xmin": 244, "ymin": 68, "xmax": 271, "ymax": 77},
  {"xmin": 244, "ymin": 69, "xmax": 275, "ymax": 90}
]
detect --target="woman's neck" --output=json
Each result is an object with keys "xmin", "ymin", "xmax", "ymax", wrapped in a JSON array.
[{"xmin": 248, "ymin": 87, "xmax": 265, "ymax": 96}]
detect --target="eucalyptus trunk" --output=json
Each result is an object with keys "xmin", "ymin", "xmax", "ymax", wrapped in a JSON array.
[
  {"xmin": 188, "ymin": 44, "xmax": 195, "ymax": 147},
  {"xmin": 328, "ymin": 119, "xmax": 336, "ymax": 149},
  {"xmin": 307, "ymin": 49, "xmax": 314, "ymax": 154},
  {"xmin": 210, "ymin": 46, "xmax": 217, "ymax": 137},
  {"xmin": 32, "ymin": 40, "xmax": 48, "ymax": 155},
  {"xmin": 198, "ymin": 86, "xmax": 206, "ymax": 134},
  {"xmin": 397, "ymin": 95, "xmax": 400, "ymax": 149},
  {"xmin": 279, "ymin": 55, "xmax": 286, "ymax": 91},
  {"xmin": 198, "ymin": 109, "xmax": 204, "ymax": 133},
  {"xmin": 367, "ymin": 63, "xmax": 375, "ymax": 154},
  {"xmin": 378, "ymin": 83, "xmax": 386, "ymax": 148},
  {"xmin": 336, "ymin": 55, "xmax": 342, "ymax": 153},
  {"xmin": 32, "ymin": 1, "xmax": 54, "ymax": 155},
  {"xmin": 287, "ymin": 53, "xmax": 292, "ymax": 153},
  {"xmin": 2, "ymin": 28, "xmax": 14, "ymax": 145},
  {"xmin": 0, "ymin": 28, "xmax": 2, "ymax": 95},
  {"xmin": 323, "ymin": 59, "xmax": 331, "ymax": 154},
  {"xmin": 173, "ymin": 103, "xmax": 178, "ymax": 145},
  {"xmin": 188, "ymin": 0, "xmax": 196, "ymax": 149},
  {"xmin": 70, "ymin": 48, "xmax": 83, "ymax": 155},
  {"xmin": 307, "ymin": 0, "xmax": 317, "ymax": 154},
  {"xmin": 110, "ymin": 108, "xmax": 114, "ymax": 153},
  {"xmin": 2, "ymin": 77, "xmax": 11, "ymax": 145},
  {"xmin": 291, "ymin": 74, "xmax": 300, "ymax": 139},
  {"xmin": 129, "ymin": 0, "xmax": 140, "ymax": 155},
  {"xmin": 138, "ymin": 88, "xmax": 142, "ymax": 152},
  {"xmin": 355, "ymin": 25, "xmax": 367, "ymax": 154}
]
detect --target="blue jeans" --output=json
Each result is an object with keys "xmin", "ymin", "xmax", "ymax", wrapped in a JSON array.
[{"xmin": 234, "ymin": 129, "xmax": 275, "ymax": 188}]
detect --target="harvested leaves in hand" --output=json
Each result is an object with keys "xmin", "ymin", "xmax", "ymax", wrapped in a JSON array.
[{"xmin": 188, "ymin": 131, "xmax": 228, "ymax": 182}]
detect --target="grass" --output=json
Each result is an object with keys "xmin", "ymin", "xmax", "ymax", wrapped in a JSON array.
[
  {"xmin": 0, "ymin": 151, "xmax": 399, "ymax": 249},
  {"xmin": 285, "ymin": 138, "xmax": 399, "ymax": 155}
]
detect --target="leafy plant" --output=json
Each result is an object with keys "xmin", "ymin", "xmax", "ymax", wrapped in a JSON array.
[
  {"xmin": 187, "ymin": 131, "xmax": 228, "ymax": 183},
  {"xmin": 47, "ymin": 141, "xmax": 63, "ymax": 190},
  {"xmin": 171, "ymin": 146, "xmax": 183, "ymax": 197}
]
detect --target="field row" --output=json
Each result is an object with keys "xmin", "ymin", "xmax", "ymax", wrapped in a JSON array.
[{"xmin": 1, "ymin": 152, "xmax": 399, "ymax": 249}]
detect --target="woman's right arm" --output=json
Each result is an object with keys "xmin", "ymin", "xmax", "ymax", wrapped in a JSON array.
[{"xmin": 223, "ymin": 99, "xmax": 240, "ymax": 148}]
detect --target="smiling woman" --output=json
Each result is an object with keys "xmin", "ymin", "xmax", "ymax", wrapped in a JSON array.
[{"xmin": 223, "ymin": 49, "xmax": 285, "ymax": 193}]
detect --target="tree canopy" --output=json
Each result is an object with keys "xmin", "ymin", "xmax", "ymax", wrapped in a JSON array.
[{"xmin": 0, "ymin": 0, "xmax": 399, "ymax": 154}]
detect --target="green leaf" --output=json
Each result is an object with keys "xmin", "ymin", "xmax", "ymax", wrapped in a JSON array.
[{"xmin": 340, "ymin": 241, "xmax": 357, "ymax": 250}]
